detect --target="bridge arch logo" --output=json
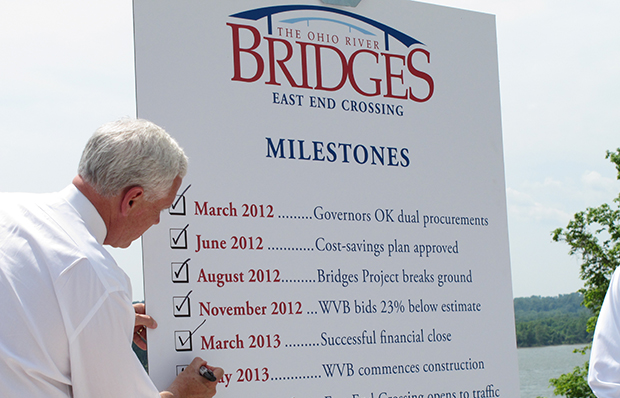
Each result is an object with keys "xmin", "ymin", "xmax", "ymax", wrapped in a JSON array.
[{"xmin": 227, "ymin": 5, "xmax": 434, "ymax": 102}]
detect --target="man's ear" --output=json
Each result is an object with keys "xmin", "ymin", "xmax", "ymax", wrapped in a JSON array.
[{"xmin": 120, "ymin": 186, "xmax": 145, "ymax": 216}]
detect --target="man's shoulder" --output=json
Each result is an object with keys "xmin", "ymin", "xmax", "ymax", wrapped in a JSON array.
[
  {"xmin": 1, "ymin": 189, "xmax": 128, "ymax": 292},
  {"xmin": 1, "ymin": 193, "xmax": 90, "ymax": 277},
  {"xmin": 0, "ymin": 191, "xmax": 72, "ymax": 253},
  {"xmin": 0, "ymin": 191, "xmax": 54, "ymax": 215}
]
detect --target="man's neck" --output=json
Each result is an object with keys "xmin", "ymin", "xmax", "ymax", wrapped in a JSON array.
[{"xmin": 72, "ymin": 175, "xmax": 117, "ymax": 242}]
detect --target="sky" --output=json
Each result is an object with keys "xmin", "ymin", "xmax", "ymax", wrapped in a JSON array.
[{"xmin": 1, "ymin": 0, "xmax": 618, "ymax": 301}]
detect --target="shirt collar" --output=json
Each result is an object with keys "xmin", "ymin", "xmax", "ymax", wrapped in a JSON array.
[{"xmin": 60, "ymin": 184, "xmax": 108, "ymax": 245}]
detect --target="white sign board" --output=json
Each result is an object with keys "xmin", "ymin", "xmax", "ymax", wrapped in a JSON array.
[{"xmin": 135, "ymin": 1, "xmax": 519, "ymax": 397}]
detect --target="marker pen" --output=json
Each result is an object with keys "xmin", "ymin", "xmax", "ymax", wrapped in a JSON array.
[{"xmin": 199, "ymin": 365, "xmax": 216, "ymax": 382}]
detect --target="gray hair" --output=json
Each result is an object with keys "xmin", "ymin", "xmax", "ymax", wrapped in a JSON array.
[{"xmin": 78, "ymin": 118, "xmax": 188, "ymax": 201}]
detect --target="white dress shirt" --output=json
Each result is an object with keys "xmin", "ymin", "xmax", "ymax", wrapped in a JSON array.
[
  {"xmin": 0, "ymin": 185, "xmax": 159, "ymax": 397},
  {"xmin": 589, "ymin": 267, "xmax": 620, "ymax": 397}
]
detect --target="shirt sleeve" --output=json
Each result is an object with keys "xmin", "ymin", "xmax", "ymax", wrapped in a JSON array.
[
  {"xmin": 589, "ymin": 268, "xmax": 620, "ymax": 397},
  {"xmin": 55, "ymin": 258, "xmax": 160, "ymax": 398},
  {"xmin": 69, "ymin": 290, "xmax": 160, "ymax": 398}
]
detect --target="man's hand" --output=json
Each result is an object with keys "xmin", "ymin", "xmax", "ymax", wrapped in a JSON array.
[
  {"xmin": 133, "ymin": 303, "xmax": 157, "ymax": 350},
  {"xmin": 161, "ymin": 357, "xmax": 224, "ymax": 398}
]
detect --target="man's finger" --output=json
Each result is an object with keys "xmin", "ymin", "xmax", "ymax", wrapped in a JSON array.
[
  {"xmin": 133, "ymin": 302, "xmax": 146, "ymax": 314},
  {"xmin": 135, "ymin": 313, "xmax": 158, "ymax": 329}
]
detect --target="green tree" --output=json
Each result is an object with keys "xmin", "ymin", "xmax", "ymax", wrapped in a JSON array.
[
  {"xmin": 549, "ymin": 149, "xmax": 620, "ymax": 398},
  {"xmin": 548, "ymin": 360, "xmax": 593, "ymax": 398}
]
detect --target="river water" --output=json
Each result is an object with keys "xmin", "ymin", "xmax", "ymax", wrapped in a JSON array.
[{"xmin": 518, "ymin": 344, "xmax": 590, "ymax": 398}]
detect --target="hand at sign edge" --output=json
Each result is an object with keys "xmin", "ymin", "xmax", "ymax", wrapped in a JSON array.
[{"xmin": 133, "ymin": 302, "xmax": 158, "ymax": 350}]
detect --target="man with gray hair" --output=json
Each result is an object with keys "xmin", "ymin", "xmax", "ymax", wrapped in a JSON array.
[{"xmin": 0, "ymin": 119, "xmax": 222, "ymax": 397}]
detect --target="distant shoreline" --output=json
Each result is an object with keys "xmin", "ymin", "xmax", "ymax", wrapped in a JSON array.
[{"xmin": 514, "ymin": 293, "xmax": 592, "ymax": 348}]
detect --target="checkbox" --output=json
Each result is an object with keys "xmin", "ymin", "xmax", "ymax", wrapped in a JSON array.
[
  {"xmin": 170, "ymin": 224, "xmax": 189, "ymax": 249},
  {"xmin": 176, "ymin": 365, "xmax": 189, "ymax": 375},
  {"xmin": 169, "ymin": 184, "xmax": 191, "ymax": 216},
  {"xmin": 173, "ymin": 320, "xmax": 205, "ymax": 353},
  {"xmin": 169, "ymin": 196, "xmax": 186, "ymax": 216},
  {"xmin": 173, "ymin": 291, "xmax": 192, "ymax": 317},
  {"xmin": 175, "ymin": 330, "xmax": 192, "ymax": 351},
  {"xmin": 171, "ymin": 259, "xmax": 190, "ymax": 283}
]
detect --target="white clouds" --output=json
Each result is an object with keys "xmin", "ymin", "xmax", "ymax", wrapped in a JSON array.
[
  {"xmin": 507, "ymin": 171, "xmax": 619, "ymax": 225},
  {"xmin": 582, "ymin": 170, "xmax": 620, "ymax": 195},
  {"xmin": 507, "ymin": 186, "xmax": 571, "ymax": 225}
]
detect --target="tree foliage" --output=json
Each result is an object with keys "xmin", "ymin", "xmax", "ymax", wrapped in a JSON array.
[
  {"xmin": 514, "ymin": 293, "xmax": 590, "ymax": 321},
  {"xmin": 548, "ymin": 359, "xmax": 594, "ymax": 398},
  {"xmin": 516, "ymin": 313, "xmax": 591, "ymax": 347},
  {"xmin": 514, "ymin": 293, "xmax": 593, "ymax": 347},
  {"xmin": 552, "ymin": 150, "xmax": 620, "ymax": 331},
  {"xmin": 548, "ymin": 149, "xmax": 620, "ymax": 397}
]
